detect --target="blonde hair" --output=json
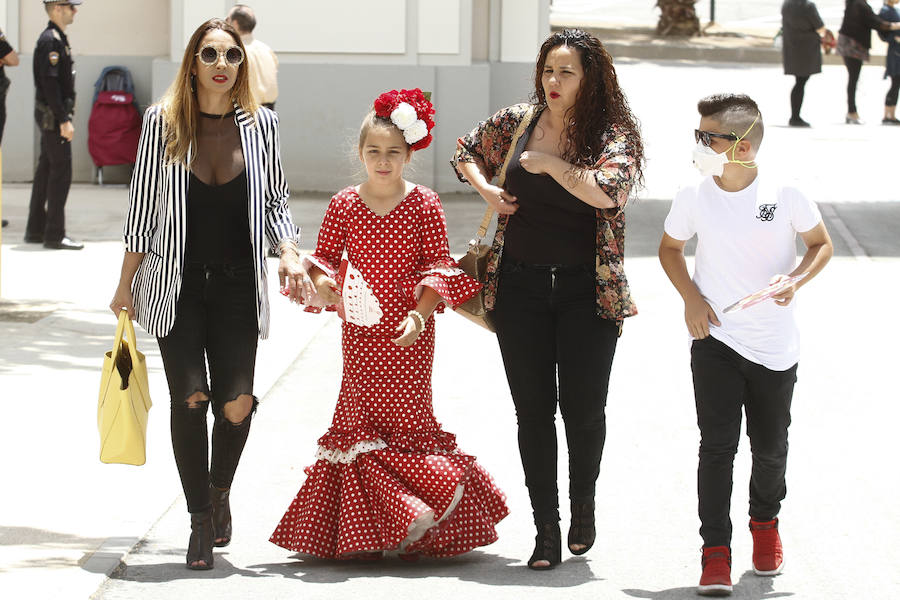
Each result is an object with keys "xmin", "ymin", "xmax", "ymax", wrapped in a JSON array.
[{"xmin": 157, "ymin": 18, "xmax": 258, "ymax": 167}]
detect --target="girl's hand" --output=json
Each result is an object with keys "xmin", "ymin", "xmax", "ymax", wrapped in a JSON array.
[
  {"xmin": 770, "ymin": 274, "xmax": 797, "ymax": 307},
  {"xmin": 392, "ymin": 315, "xmax": 421, "ymax": 347},
  {"xmin": 314, "ymin": 275, "xmax": 342, "ymax": 306},
  {"xmin": 110, "ymin": 284, "xmax": 135, "ymax": 319},
  {"xmin": 278, "ymin": 251, "xmax": 313, "ymax": 303},
  {"xmin": 476, "ymin": 182, "xmax": 518, "ymax": 215},
  {"xmin": 519, "ymin": 150, "xmax": 553, "ymax": 175}
]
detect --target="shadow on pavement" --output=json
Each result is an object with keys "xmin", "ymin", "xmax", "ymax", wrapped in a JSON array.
[
  {"xmin": 0, "ymin": 526, "xmax": 106, "ymax": 572},
  {"xmin": 245, "ymin": 551, "xmax": 600, "ymax": 588},
  {"xmin": 110, "ymin": 551, "xmax": 272, "ymax": 582},
  {"xmin": 623, "ymin": 569, "xmax": 793, "ymax": 599}
]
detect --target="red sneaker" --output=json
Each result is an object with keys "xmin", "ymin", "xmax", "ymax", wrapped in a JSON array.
[
  {"xmin": 750, "ymin": 518, "xmax": 784, "ymax": 575},
  {"xmin": 698, "ymin": 546, "xmax": 733, "ymax": 596}
]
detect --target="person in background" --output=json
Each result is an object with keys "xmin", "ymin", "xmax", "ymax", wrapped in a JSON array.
[
  {"xmin": 226, "ymin": 4, "xmax": 278, "ymax": 110},
  {"xmin": 837, "ymin": 0, "xmax": 900, "ymax": 123},
  {"xmin": 878, "ymin": 0, "xmax": 900, "ymax": 124},
  {"xmin": 24, "ymin": 0, "xmax": 84, "ymax": 250},
  {"xmin": 0, "ymin": 24, "xmax": 19, "ymax": 229},
  {"xmin": 781, "ymin": 0, "xmax": 827, "ymax": 127}
]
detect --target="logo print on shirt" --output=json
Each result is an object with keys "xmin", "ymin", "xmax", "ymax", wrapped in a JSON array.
[{"xmin": 756, "ymin": 204, "xmax": 777, "ymax": 221}]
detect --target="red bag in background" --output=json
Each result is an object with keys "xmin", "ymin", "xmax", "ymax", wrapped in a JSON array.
[{"xmin": 88, "ymin": 90, "xmax": 141, "ymax": 168}]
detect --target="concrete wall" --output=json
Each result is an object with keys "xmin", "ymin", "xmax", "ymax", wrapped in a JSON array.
[
  {"xmin": 1, "ymin": 0, "xmax": 550, "ymax": 192},
  {"xmin": 19, "ymin": 0, "xmax": 168, "ymax": 57}
]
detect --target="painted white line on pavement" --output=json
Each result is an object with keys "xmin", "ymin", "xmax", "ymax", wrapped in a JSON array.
[{"xmin": 821, "ymin": 203, "xmax": 871, "ymax": 262}]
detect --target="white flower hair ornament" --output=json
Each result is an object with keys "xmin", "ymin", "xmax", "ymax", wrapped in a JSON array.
[{"xmin": 373, "ymin": 88, "xmax": 435, "ymax": 151}]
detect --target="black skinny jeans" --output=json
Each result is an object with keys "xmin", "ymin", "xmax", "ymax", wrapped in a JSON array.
[
  {"xmin": 492, "ymin": 260, "xmax": 618, "ymax": 524},
  {"xmin": 886, "ymin": 75, "xmax": 900, "ymax": 107},
  {"xmin": 157, "ymin": 261, "xmax": 259, "ymax": 514},
  {"xmin": 691, "ymin": 336, "xmax": 797, "ymax": 548},
  {"xmin": 843, "ymin": 56, "xmax": 863, "ymax": 114}
]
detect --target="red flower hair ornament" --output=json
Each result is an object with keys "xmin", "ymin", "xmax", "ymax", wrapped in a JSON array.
[{"xmin": 373, "ymin": 88, "xmax": 435, "ymax": 151}]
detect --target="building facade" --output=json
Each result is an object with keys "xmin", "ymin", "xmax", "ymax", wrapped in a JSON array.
[{"xmin": 1, "ymin": 0, "xmax": 550, "ymax": 192}]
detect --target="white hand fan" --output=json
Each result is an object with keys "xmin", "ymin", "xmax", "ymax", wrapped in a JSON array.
[{"xmin": 337, "ymin": 259, "xmax": 383, "ymax": 327}]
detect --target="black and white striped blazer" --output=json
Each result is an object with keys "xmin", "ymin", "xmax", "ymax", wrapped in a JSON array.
[{"xmin": 124, "ymin": 104, "xmax": 299, "ymax": 339}]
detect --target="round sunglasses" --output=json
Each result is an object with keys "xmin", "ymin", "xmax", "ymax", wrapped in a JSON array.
[
  {"xmin": 196, "ymin": 44, "xmax": 245, "ymax": 67},
  {"xmin": 694, "ymin": 129, "xmax": 738, "ymax": 147}
]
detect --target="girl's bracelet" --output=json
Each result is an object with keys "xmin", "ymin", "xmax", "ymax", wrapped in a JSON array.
[{"xmin": 408, "ymin": 310, "xmax": 427, "ymax": 332}]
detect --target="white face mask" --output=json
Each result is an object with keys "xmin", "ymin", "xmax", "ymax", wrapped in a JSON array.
[{"xmin": 692, "ymin": 142, "xmax": 729, "ymax": 177}]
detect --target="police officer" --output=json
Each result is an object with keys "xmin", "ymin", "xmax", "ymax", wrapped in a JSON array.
[{"xmin": 24, "ymin": 0, "xmax": 83, "ymax": 250}]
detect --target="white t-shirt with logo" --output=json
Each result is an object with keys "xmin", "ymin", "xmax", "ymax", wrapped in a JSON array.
[{"xmin": 664, "ymin": 174, "xmax": 822, "ymax": 371}]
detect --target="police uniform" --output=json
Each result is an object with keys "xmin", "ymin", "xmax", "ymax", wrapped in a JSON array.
[
  {"xmin": 0, "ymin": 26, "xmax": 15, "ymax": 146},
  {"xmin": 25, "ymin": 0, "xmax": 83, "ymax": 249}
]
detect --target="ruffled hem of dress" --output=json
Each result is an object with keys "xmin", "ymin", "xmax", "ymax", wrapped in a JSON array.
[{"xmin": 268, "ymin": 447, "xmax": 509, "ymax": 559}]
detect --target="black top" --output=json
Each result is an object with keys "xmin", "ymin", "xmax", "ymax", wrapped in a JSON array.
[
  {"xmin": 0, "ymin": 27, "xmax": 13, "ymax": 84},
  {"xmin": 781, "ymin": 0, "xmax": 825, "ymax": 76},
  {"xmin": 502, "ymin": 113, "xmax": 596, "ymax": 266},
  {"xmin": 33, "ymin": 21, "xmax": 75, "ymax": 123},
  {"xmin": 185, "ymin": 169, "xmax": 252, "ymax": 265},
  {"xmin": 839, "ymin": 0, "xmax": 892, "ymax": 49}
]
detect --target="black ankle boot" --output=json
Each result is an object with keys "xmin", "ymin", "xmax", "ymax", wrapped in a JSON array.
[
  {"xmin": 568, "ymin": 501, "xmax": 596, "ymax": 555},
  {"xmin": 186, "ymin": 510, "xmax": 214, "ymax": 570},
  {"xmin": 528, "ymin": 522, "xmax": 561, "ymax": 570},
  {"xmin": 210, "ymin": 485, "xmax": 232, "ymax": 547}
]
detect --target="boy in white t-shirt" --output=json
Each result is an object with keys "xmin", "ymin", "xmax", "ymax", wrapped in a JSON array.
[{"xmin": 659, "ymin": 94, "xmax": 833, "ymax": 597}]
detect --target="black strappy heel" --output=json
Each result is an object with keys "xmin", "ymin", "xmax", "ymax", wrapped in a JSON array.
[
  {"xmin": 568, "ymin": 501, "xmax": 596, "ymax": 555},
  {"xmin": 210, "ymin": 485, "xmax": 232, "ymax": 548},
  {"xmin": 528, "ymin": 522, "xmax": 562, "ymax": 570},
  {"xmin": 186, "ymin": 510, "xmax": 214, "ymax": 570}
]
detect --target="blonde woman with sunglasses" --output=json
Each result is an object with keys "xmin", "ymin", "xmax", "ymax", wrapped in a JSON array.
[{"xmin": 110, "ymin": 18, "xmax": 306, "ymax": 570}]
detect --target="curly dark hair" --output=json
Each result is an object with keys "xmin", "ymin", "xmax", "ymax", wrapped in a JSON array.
[{"xmin": 531, "ymin": 29, "xmax": 644, "ymax": 187}]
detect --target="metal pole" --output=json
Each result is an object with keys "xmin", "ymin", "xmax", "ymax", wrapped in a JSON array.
[{"xmin": 710, "ymin": 0, "xmax": 716, "ymax": 24}]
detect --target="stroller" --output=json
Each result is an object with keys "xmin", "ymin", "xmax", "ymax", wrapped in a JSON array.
[{"xmin": 88, "ymin": 66, "xmax": 141, "ymax": 184}]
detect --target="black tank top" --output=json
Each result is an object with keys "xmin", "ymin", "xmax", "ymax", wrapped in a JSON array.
[
  {"xmin": 185, "ymin": 169, "xmax": 252, "ymax": 265},
  {"xmin": 502, "ymin": 116, "xmax": 596, "ymax": 266}
]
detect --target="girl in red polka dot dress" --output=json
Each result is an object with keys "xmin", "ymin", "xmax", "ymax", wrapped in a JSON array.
[{"xmin": 269, "ymin": 89, "xmax": 509, "ymax": 560}]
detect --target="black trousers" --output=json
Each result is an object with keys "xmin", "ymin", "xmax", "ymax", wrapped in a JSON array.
[
  {"xmin": 691, "ymin": 336, "xmax": 797, "ymax": 548},
  {"xmin": 492, "ymin": 260, "xmax": 618, "ymax": 524},
  {"xmin": 843, "ymin": 56, "xmax": 863, "ymax": 114},
  {"xmin": 157, "ymin": 261, "xmax": 259, "ymax": 514},
  {"xmin": 25, "ymin": 128, "xmax": 72, "ymax": 243},
  {"xmin": 886, "ymin": 75, "xmax": 900, "ymax": 107},
  {"xmin": 790, "ymin": 75, "xmax": 810, "ymax": 119}
]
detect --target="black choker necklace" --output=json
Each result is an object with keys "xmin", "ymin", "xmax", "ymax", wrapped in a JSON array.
[{"xmin": 199, "ymin": 110, "xmax": 235, "ymax": 119}]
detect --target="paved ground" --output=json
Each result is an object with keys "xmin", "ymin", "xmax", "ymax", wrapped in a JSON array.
[{"xmin": 2, "ymin": 31, "xmax": 899, "ymax": 600}]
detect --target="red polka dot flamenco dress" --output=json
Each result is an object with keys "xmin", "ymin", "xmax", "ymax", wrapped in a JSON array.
[{"xmin": 269, "ymin": 185, "xmax": 509, "ymax": 559}]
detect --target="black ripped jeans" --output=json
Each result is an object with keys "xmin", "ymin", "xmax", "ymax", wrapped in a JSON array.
[
  {"xmin": 157, "ymin": 261, "xmax": 259, "ymax": 514},
  {"xmin": 492, "ymin": 259, "xmax": 619, "ymax": 524}
]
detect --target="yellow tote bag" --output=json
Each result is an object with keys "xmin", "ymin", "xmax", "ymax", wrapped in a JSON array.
[{"xmin": 98, "ymin": 310, "xmax": 152, "ymax": 465}]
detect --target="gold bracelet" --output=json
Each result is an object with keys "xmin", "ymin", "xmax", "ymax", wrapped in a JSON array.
[{"xmin": 408, "ymin": 310, "xmax": 426, "ymax": 332}]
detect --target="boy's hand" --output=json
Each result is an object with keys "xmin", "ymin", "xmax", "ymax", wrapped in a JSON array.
[
  {"xmin": 685, "ymin": 295, "xmax": 720, "ymax": 339},
  {"xmin": 770, "ymin": 274, "xmax": 797, "ymax": 306}
]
